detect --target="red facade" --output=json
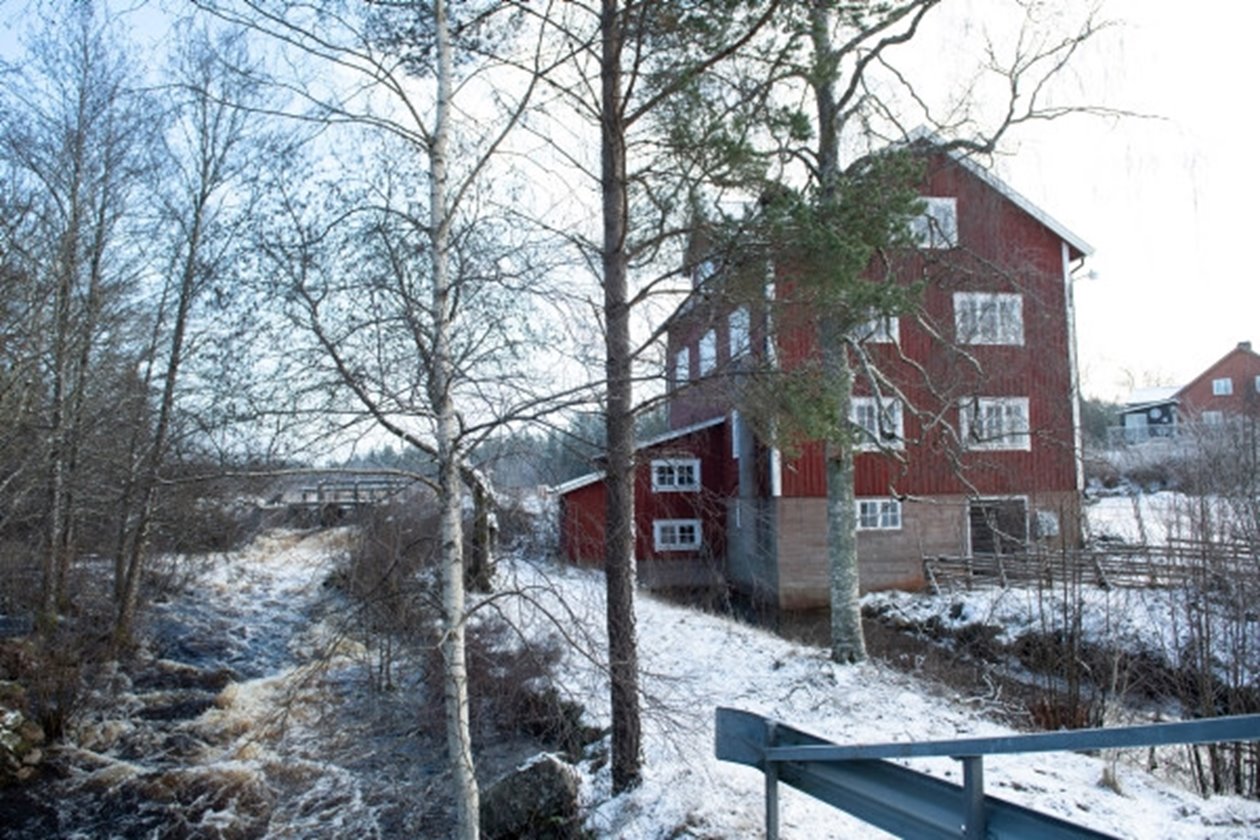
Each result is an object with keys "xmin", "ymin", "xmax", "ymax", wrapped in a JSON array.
[
  {"xmin": 1175, "ymin": 342, "xmax": 1260, "ymax": 421},
  {"xmin": 561, "ymin": 148, "xmax": 1091, "ymax": 605}
]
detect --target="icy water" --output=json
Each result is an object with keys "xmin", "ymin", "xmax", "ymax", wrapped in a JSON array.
[{"xmin": 2, "ymin": 530, "xmax": 521, "ymax": 839}]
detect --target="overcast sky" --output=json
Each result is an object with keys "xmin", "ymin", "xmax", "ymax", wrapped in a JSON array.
[
  {"xmin": 1, "ymin": 0, "xmax": 1246, "ymax": 403},
  {"xmin": 978, "ymin": 0, "xmax": 1258, "ymax": 401}
]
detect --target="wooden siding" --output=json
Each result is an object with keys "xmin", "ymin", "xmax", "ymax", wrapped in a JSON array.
[
  {"xmin": 771, "ymin": 152, "xmax": 1079, "ymax": 501},
  {"xmin": 558, "ymin": 420, "xmax": 735, "ymax": 576},
  {"xmin": 633, "ymin": 421, "xmax": 733, "ymax": 564},
  {"xmin": 1176, "ymin": 343, "xmax": 1260, "ymax": 419},
  {"xmin": 559, "ymin": 480, "xmax": 606, "ymax": 566}
]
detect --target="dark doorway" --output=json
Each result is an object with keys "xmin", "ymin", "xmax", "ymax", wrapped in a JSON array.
[{"xmin": 968, "ymin": 498, "xmax": 1027, "ymax": 555}]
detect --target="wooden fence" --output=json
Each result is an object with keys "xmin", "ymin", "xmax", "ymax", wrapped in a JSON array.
[{"xmin": 923, "ymin": 538, "xmax": 1260, "ymax": 593}]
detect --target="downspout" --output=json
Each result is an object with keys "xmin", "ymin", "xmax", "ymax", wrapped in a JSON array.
[{"xmin": 1062, "ymin": 241, "xmax": 1085, "ymax": 494}]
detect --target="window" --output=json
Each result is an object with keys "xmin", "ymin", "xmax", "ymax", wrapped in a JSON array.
[
  {"xmin": 954, "ymin": 293, "xmax": 1024, "ymax": 345},
  {"xmin": 855, "ymin": 313, "xmax": 899, "ymax": 344},
  {"xmin": 1255, "ymin": 375, "xmax": 1260, "ymax": 393},
  {"xmin": 673, "ymin": 346, "xmax": 690, "ymax": 386},
  {"xmin": 857, "ymin": 498, "xmax": 902, "ymax": 530},
  {"xmin": 851, "ymin": 396, "xmax": 904, "ymax": 450},
  {"xmin": 653, "ymin": 519, "xmax": 701, "ymax": 551},
  {"xmin": 969, "ymin": 499, "xmax": 1027, "ymax": 555},
  {"xmin": 1202, "ymin": 410, "xmax": 1224, "ymax": 426},
  {"xmin": 909, "ymin": 196, "xmax": 958, "ymax": 248},
  {"xmin": 729, "ymin": 307, "xmax": 751, "ymax": 359},
  {"xmin": 651, "ymin": 458, "xmax": 700, "ymax": 492},
  {"xmin": 1213, "ymin": 377, "xmax": 1233, "ymax": 396},
  {"xmin": 961, "ymin": 397, "xmax": 1030, "ymax": 450},
  {"xmin": 698, "ymin": 330, "xmax": 716, "ymax": 376}
]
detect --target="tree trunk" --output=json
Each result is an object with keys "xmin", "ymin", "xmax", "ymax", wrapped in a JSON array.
[
  {"xmin": 431, "ymin": 2, "xmax": 479, "ymax": 834},
  {"xmin": 600, "ymin": 0, "xmax": 642, "ymax": 793},
  {"xmin": 464, "ymin": 466, "xmax": 496, "ymax": 593},
  {"xmin": 812, "ymin": 6, "xmax": 867, "ymax": 663},
  {"xmin": 820, "ymin": 315, "xmax": 866, "ymax": 662},
  {"xmin": 115, "ymin": 203, "xmax": 201, "ymax": 646}
]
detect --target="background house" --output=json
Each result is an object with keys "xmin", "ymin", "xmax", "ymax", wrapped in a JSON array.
[
  {"xmin": 1112, "ymin": 342, "xmax": 1260, "ymax": 446},
  {"xmin": 1176, "ymin": 341, "xmax": 1260, "ymax": 424},
  {"xmin": 560, "ymin": 148, "xmax": 1091, "ymax": 610},
  {"xmin": 1116, "ymin": 387, "xmax": 1179, "ymax": 444}
]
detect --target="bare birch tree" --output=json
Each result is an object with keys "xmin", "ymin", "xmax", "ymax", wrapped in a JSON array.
[
  {"xmin": 112, "ymin": 24, "xmax": 264, "ymax": 644},
  {"xmin": 0, "ymin": 7, "xmax": 153, "ymax": 624},
  {"xmin": 191, "ymin": 1, "xmax": 567, "ymax": 834}
]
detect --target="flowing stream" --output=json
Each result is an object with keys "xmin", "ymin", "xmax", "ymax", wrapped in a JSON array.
[{"xmin": 3, "ymin": 529, "xmax": 525, "ymax": 839}]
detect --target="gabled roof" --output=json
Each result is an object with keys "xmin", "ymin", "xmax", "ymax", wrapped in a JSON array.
[
  {"xmin": 552, "ymin": 471, "xmax": 603, "ymax": 496},
  {"xmin": 638, "ymin": 415, "xmax": 726, "ymax": 449},
  {"xmin": 1174, "ymin": 341, "xmax": 1260, "ymax": 400},
  {"xmin": 551, "ymin": 415, "xmax": 728, "ymax": 497},
  {"xmin": 907, "ymin": 127, "xmax": 1094, "ymax": 259}
]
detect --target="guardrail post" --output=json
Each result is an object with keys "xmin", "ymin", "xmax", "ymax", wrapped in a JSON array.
[
  {"xmin": 961, "ymin": 755, "xmax": 985, "ymax": 839},
  {"xmin": 765, "ymin": 720, "xmax": 779, "ymax": 840}
]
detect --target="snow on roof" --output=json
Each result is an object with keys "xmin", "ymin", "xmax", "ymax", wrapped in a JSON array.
[
  {"xmin": 637, "ymin": 414, "xmax": 726, "ymax": 449},
  {"xmin": 551, "ymin": 471, "xmax": 603, "ymax": 496},
  {"xmin": 551, "ymin": 415, "xmax": 728, "ymax": 496},
  {"xmin": 1124, "ymin": 386, "xmax": 1179, "ymax": 407}
]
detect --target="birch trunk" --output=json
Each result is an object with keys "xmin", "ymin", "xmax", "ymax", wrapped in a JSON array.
[{"xmin": 431, "ymin": 1, "xmax": 479, "ymax": 834}]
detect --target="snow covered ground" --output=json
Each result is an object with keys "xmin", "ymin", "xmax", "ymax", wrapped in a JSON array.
[
  {"xmin": 498, "ymin": 555, "xmax": 1260, "ymax": 839},
  {"xmin": 14, "ymin": 520, "xmax": 1259, "ymax": 838}
]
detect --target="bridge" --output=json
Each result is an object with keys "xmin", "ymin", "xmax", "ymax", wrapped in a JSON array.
[{"xmin": 287, "ymin": 476, "xmax": 415, "ymax": 525}]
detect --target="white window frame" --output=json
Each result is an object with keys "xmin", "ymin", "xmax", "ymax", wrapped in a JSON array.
[
  {"xmin": 909, "ymin": 196, "xmax": 958, "ymax": 249},
  {"xmin": 729, "ymin": 306, "xmax": 751, "ymax": 359},
  {"xmin": 651, "ymin": 458, "xmax": 701, "ymax": 492},
  {"xmin": 653, "ymin": 519, "xmax": 702, "ymax": 551},
  {"xmin": 1254, "ymin": 374, "xmax": 1260, "ymax": 393},
  {"xmin": 961, "ymin": 397, "xmax": 1031, "ymax": 451},
  {"xmin": 1212, "ymin": 377, "xmax": 1233, "ymax": 396},
  {"xmin": 1202, "ymin": 410, "xmax": 1224, "ymax": 426},
  {"xmin": 855, "ymin": 313, "xmax": 899, "ymax": 344},
  {"xmin": 673, "ymin": 346, "xmax": 690, "ymax": 386},
  {"xmin": 954, "ymin": 292, "xmax": 1024, "ymax": 346},
  {"xmin": 698, "ymin": 329, "xmax": 717, "ymax": 376},
  {"xmin": 851, "ymin": 396, "xmax": 904, "ymax": 451},
  {"xmin": 857, "ymin": 498, "xmax": 902, "ymax": 531}
]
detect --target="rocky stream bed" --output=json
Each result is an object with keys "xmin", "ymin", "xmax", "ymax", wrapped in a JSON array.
[{"xmin": 0, "ymin": 530, "xmax": 559, "ymax": 839}]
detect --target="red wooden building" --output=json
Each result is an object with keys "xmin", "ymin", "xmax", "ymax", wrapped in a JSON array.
[
  {"xmin": 559, "ymin": 147, "xmax": 1093, "ymax": 609},
  {"xmin": 1175, "ymin": 341, "xmax": 1260, "ymax": 423},
  {"xmin": 1117, "ymin": 342, "xmax": 1260, "ymax": 443}
]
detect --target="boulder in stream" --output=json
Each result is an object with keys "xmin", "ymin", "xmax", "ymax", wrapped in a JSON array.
[{"xmin": 479, "ymin": 752, "xmax": 582, "ymax": 839}]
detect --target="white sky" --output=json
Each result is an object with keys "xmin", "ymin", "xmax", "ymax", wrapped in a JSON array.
[
  {"xmin": 1, "ymin": 0, "xmax": 1249, "ymax": 403},
  {"xmin": 975, "ymin": 0, "xmax": 1260, "ymax": 400}
]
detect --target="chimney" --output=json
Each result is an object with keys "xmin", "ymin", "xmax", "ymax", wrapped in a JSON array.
[{"xmin": 1240, "ymin": 341, "xmax": 1253, "ymax": 352}]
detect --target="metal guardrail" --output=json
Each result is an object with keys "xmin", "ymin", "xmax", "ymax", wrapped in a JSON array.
[{"xmin": 715, "ymin": 707, "xmax": 1260, "ymax": 839}]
